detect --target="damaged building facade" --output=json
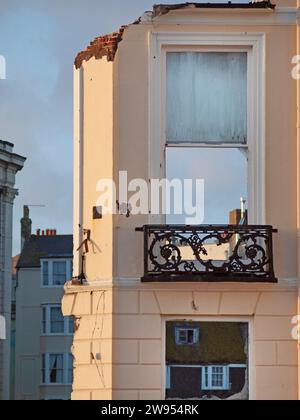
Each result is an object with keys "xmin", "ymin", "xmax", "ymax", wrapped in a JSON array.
[{"xmin": 63, "ymin": 2, "xmax": 300, "ymax": 400}]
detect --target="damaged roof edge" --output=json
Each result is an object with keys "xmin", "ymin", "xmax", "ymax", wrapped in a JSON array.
[
  {"xmin": 74, "ymin": 26, "xmax": 127, "ymax": 69},
  {"xmin": 74, "ymin": 2, "xmax": 276, "ymax": 69},
  {"xmin": 152, "ymin": 1, "xmax": 276, "ymax": 17}
]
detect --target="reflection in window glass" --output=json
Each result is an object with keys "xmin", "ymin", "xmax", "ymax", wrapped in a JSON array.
[
  {"xmin": 42, "ymin": 261, "xmax": 49, "ymax": 286},
  {"xmin": 50, "ymin": 307, "xmax": 64, "ymax": 334},
  {"xmin": 53, "ymin": 261, "xmax": 67, "ymax": 286},
  {"xmin": 68, "ymin": 354, "xmax": 74, "ymax": 385},
  {"xmin": 166, "ymin": 148, "xmax": 248, "ymax": 225},
  {"xmin": 166, "ymin": 322, "xmax": 249, "ymax": 400}
]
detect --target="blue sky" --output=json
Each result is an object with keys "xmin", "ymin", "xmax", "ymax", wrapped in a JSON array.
[
  {"xmin": 0, "ymin": 0, "xmax": 247, "ymax": 254},
  {"xmin": 0, "ymin": 0, "xmax": 159, "ymax": 254}
]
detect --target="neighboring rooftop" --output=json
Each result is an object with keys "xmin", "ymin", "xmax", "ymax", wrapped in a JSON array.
[
  {"xmin": 0, "ymin": 140, "xmax": 26, "ymax": 170},
  {"xmin": 17, "ymin": 234, "xmax": 73, "ymax": 269},
  {"xmin": 74, "ymin": 1, "xmax": 276, "ymax": 69}
]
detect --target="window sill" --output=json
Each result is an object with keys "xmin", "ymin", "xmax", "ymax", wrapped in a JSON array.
[
  {"xmin": 40, "ymin": 384, "xmax": 72, "ymax": 387},
  {"xmin": 41, "ymin": 334, "xmax": 73, "ymax": 337}
]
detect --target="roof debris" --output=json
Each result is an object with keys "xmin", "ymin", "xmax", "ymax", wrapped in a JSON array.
[
  {"xmin": 75, "ymin": 26, "xmax": 127, "ymax": 69},
  {"xmin": 74, "ymin": 2, "xmax": 276, "ymax": 69},
  {"xmin": 152, "ymin": 2, "xmax": 276, "ymax": 17}
]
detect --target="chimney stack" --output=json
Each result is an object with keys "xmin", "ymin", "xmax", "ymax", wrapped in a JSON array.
[
  {"xmin": 229, "ymin": 198, "xmax": 248, "ymax": 225},
  {"xmin": 36, "ymin": 229, "xmax": 57, "ymax": 237},
  {"xmin": 20, "ymin": 205, "xmax": 32, "ymax": 251}
]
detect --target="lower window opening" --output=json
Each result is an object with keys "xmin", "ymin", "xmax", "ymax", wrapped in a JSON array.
[{"xmin": 166, "ymin": 321, "xmax": 249, "ymax": 400}]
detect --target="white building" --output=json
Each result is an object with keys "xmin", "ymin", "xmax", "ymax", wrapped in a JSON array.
[{"xmin": 0, "ymin": 140, "xmax": 25, "ymax": 400}]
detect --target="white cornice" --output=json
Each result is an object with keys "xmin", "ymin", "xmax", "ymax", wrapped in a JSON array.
[{"xmin": 64, "ymin": 277, "xmax": 299, "ymax": 293}]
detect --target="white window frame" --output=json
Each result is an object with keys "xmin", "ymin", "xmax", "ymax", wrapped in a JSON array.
[
  {"xmin": 41, "ymin": 353, "xmax": 73, "ymax": 386},
  {"xmin": 42, "ymin": 305, "xmax": 74, "ymax": 336},
  {"xmin": 175, "ymin": 327, "xmax": 199, "ymax": 345},
  {"xmin": 41, "ymin": 259, "xmax": 72, "ymax": 288},
  {"xmin": 149, "ymin": 32, "xmax": 266, "ymax": 225},
  {"xmin": 201, "ymin": 365, "xmax": 230, "ymax": 391}
]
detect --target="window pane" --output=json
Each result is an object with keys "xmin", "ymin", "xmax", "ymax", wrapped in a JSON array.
[
  {"xmin": 42, "ymin": 355, "xmax": 46, "ymax": 384},
  {"xmin": 166, "ymin": 148, "xmax": 247, "ymax": 225},
  {"xmin": 53, "ymin": 262, "xmax": 67, "ymax": 286},
  {"xmin": 212, "ymin": 367, "xmax": 224, "ymax": 388},
  {"xmin": 43, "ymin": 261, "xmax": 49, "ymax": 286},
  {"xmin": 49, "ymin": 354, "xmax": 64, "ymax": 384},
  {"xmin": 68, "ymin": 316, "xmax": 74, "ymax": 334},
  {"xmin": 204, "ymin": 367, "xmax": 209, "ymax": 389},
  {"xmin": 166, "ymin": 321, "xmax": 248, "ymax": 399},
  {"xmin": 176, "ymin": 327, "xmax": 199, "ymax": 345},
  {"xmin": 50, "ymin": 307, "xmax": 64, "ymax": 334},
  {"xmin": 42, "ymin": 307, "xmax": 47, "ymax": 334},
  {"xmin": 187, "ymin": 330, "xmax": 195, "ymax": 344},
  {"xmin": 68, "ymin": 354, "xmax": 74, "ymax": 384},
  {"xmin": 167, "ymin": 52, "xmax": 247, "ymax": 144},
  {"xmin": 179, "ymin": 330, "xmax": 187, "ymax": 343}
]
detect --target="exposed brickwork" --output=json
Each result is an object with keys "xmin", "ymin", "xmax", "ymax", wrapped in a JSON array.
[{"xmin": 75, "ymin": 26, "xmax": 127, "ymax": 69}]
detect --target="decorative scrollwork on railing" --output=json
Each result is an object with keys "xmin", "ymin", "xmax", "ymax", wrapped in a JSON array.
[{"xmin": 136, "ymin": 225, "xmax": 277, "ymax": 283}]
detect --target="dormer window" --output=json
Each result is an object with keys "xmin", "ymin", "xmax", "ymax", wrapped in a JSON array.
[{"xmin": 175, "ymin": 327, "xmax": 199, "ymax": 345}]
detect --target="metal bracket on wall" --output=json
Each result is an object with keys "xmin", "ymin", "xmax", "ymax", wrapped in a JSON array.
[{"xmin": 93, "ymin": 206, "xmax": 103, "ymax": 220}]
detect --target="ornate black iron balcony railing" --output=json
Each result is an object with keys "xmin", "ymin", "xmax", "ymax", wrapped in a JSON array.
[{"xmin": 136, "ymin": 225, "xmax": 277, "ymax": 283}]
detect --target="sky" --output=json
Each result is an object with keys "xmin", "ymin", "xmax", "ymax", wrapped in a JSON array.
[{"xmin": 0, "ymin": 0, "xmax": 247, "ymax": 255}]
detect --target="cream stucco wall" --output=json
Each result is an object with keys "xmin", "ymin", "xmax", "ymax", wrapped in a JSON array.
[
  {"xmin": 65, "ymin": 4, "xmax": 300, "ymax": 400},
  {"xmin": 63, "ymin": 283, "xmax": 298, "ymax": 400}
]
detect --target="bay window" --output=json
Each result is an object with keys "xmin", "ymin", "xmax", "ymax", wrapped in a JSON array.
[
  {"xmin": 42, "ymin": 353, "xmax": 73, "ymax": 385},
  {"xmin": 42, "ymin": 305, "xmax": 74, "ymax": 335},
  {"xmin": 41, "ymin": 259, "xmax": 72, "ymax": 287}
]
